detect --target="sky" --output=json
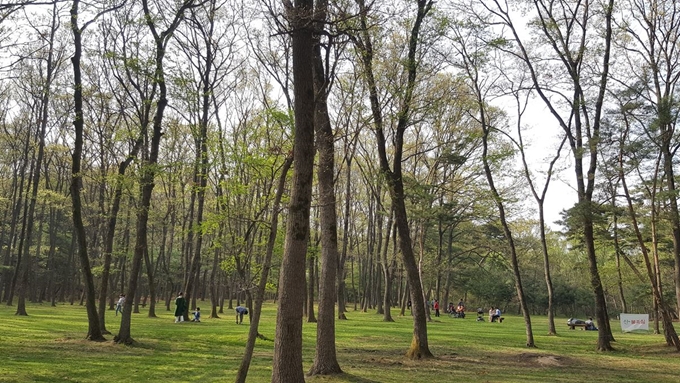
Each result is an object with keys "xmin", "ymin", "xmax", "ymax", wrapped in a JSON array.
[{"xmin": 512, "ymin": 101, "xmax": 579, "ymax": 231}]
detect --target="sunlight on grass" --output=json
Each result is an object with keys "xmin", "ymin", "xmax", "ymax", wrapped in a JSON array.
[{"xmin": 0, "ymin": 303, "xmax": 678, "ymax": 382}]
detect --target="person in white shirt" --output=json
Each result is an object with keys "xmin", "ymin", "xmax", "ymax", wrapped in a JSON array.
[{"xmin": 115, "ymin": 294, "xmax": 125, "ymax": 316}]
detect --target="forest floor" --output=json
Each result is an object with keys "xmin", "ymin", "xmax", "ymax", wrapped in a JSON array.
[{"xmin": 0, "ymin": 302, "xmax": 678, "ymax": 382}]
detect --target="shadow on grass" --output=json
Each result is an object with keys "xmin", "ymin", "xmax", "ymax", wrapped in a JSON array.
[
  {"xmin": 339, "ymin": 374, "xmax": 380, "ymax": 383},
  {"xmin": 307, "ymin": 373, "xmax": 380, "ymax": 383}
]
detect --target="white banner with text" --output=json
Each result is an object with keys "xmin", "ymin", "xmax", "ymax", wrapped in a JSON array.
[{"xmin": 620, "ymin": 313, "xmax": 649, "ymax": 332}]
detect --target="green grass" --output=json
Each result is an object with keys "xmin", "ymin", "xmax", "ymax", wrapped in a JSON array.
[{"xmin": 1, "ymin": 303, "xmax": 678, "ymax": 382}]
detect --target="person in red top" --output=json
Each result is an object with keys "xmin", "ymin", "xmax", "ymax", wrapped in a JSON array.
[{"xmin": 433, "ymin": 300, "xmax": 440, "ymax": 317}]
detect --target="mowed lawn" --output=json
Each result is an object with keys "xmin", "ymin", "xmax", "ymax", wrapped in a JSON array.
[{"xmin": 0, "ymin": 303, "xmax": 678, "ymax": 382}]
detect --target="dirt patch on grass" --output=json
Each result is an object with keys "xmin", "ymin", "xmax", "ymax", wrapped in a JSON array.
[{"xmin": 516, "ymin": 352, "xmax": 571, "ymax": 367}]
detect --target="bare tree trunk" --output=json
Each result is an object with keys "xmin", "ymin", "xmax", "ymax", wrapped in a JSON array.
[
  {"xmin": 143, "ymin": 247, "xmax": 157, "ymax": 317},
  {"xmin": 69, "ymin": 0, "xmax": 108, "ymax": 341},
  {"xmin": 381, "ymin": 211, "xmax": 395, "ymax": 322},
  {"xmin": 116, "ymin": 0, "xmax": 196, "ymax": 344},
  {"xmin": 271, "ymin": 0, "xmax": 315, "ymax": 380},
  {"xmin": 354, "ymin": 0, "xmax": 434, "ymax": 359},
  {"xmin": 210, "ymin": 245, "xmax": 221, "ymax": 319}
]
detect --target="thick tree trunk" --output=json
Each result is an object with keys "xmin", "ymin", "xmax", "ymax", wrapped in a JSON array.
[
  {"xmin": 309, "ymin": 58, "xmax": 342, "ymax": 375},
  {"xmin": 271, "ymin": 1, "xmax": 315, "ymax": 381}
]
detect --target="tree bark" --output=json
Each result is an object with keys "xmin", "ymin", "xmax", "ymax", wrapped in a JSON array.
[
  {"xmin": 69, "ymin": 0, "xmax": 107, "ymax": 341},
  {"xmin": 271, "ymin": 0, "xmax": 315, "ymax": 380}
]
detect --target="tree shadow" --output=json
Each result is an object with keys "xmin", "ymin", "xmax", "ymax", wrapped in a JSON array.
[
  {"xmin": 340, "ymin": 374, "xmax": 380, "ymax": 383},
  {"xmin": 307, "ymin": 373, "xmax": 380, "ymax": 383}
]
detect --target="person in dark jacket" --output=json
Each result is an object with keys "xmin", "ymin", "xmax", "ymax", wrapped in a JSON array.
[{"xmin": 174, "ymin": 292, "xmax": 187, "ymax": 323}]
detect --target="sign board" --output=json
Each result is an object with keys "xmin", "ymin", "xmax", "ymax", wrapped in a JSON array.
[{"xmin": 620, "ymin": 313, "xmax": 649, "ymax": 332}]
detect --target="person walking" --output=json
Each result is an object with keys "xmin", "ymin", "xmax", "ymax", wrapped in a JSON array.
[
  {"xmin": 434, "ymin": 300, "xmax": 440, "ymax": 317},
  {"xmin": 174, "ymin": 292, "xmax": 187, "ymax": 323},
  {"xmin": 115, "ymin": 294, "xmax": 125, "ymax": 316}
]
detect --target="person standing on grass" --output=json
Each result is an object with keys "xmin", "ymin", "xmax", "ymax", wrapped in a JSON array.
[
  {"xmin": 115, "ymin": 294, "xmax": 125, "ymax": 316},
  {"xmin": 174, "ymin": 292, "xmax": 187, "ymax": 323},
  {"xmin": 235, "ymin": 305, "xmax": 248, "ymax": 324},
  {"xmin": 433, "ymin": 300, "xmax": 440, "ymax": 317}
]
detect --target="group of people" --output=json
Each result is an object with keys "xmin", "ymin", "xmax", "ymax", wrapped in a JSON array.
[
  {"xmin": 173, "ymin": 292, "xmax": 248, "ymax": 324},
  {"xmin": 173, "ymin": 292, "xmax": 202, "ymax": 322},
  {"xmin": 114, "ymin": 291, "xmax": 248, "ymax": 324},
  {"xmin": 489, "ymin": 307, "xmax": 503, "ymax": 322},
  {"xmin": 167, "ymin": 292, "xmax": 502, "ymax": 325},
  {"xmin": 433, "ymin": 299, "xmax": 466, "ymax": 318}
]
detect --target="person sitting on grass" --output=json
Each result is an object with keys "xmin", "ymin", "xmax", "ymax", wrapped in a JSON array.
[
  {"xmin": 493, "ymin": 307, "xmax": 504, "ymax": 323},
  {"xmin": 192, "ymin": 307, "xmax": 201, "ymax": 322},
  {"xmin": 490, "ymin": 307, "xmax": 503, "ymax": 322}
]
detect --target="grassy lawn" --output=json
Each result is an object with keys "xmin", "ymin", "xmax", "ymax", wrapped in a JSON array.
[{"xmin": 0, "ymin": 303, "xmax": 678, "ymax": 382}]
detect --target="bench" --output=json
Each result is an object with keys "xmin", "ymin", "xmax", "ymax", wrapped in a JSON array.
[
  {"xmin": 568, "ymin": 322, "xmax": 587, "ymax": 330},
  {"xmin": 567, "ymin": 318, "xmax": 594, "ymax": 330}
]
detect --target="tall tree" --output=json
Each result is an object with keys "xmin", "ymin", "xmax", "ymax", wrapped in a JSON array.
[
  {"xmin": 69, "ymin": 0, "xmax": 123, "ymax": 342},
  {"xmin": 611, "ymin": 93, "xmax": 680, "ymax": 349},
  {"xmin": 271, "ymin": 0, "xmax": 315, "ymax": 380},
  {"xmin": 482, "ymin": 0, "xmax": 616, "ymax": 350},
  {"xmin": 14, "ymin": 1, "xmax": 64, "ymax": 316},
  {"xmin": 115, "ymin": 0, "xmax": 200, "ymax": 344},
  {"xmin": 618, "ymin": 0, "xmax": 680, "ymax": 321},
  {"xmin": 448, "ymin": 15, "xmax": 535, "ymax": 346},
  {"xmin": 309, "ymin": 0, "xmax": 342, "ymax": 375},
  {"xmin": 353, "ymin": 0, "xmax": 434, "ymax": 359},
  {"xmin": 176, "ymin": 0, "xmax": 237, "ymax": 319}
]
